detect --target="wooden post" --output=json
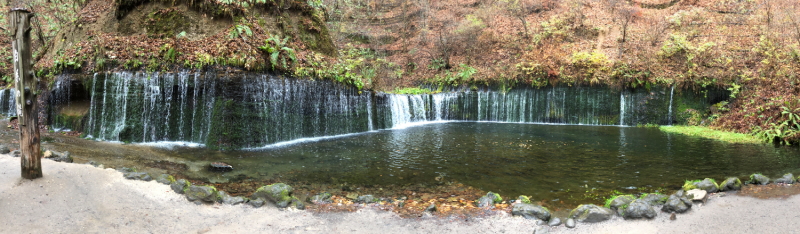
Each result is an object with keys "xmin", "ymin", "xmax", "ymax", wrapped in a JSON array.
[{"xmin": 9, "ymin": 8, "xmax": 42, "ymax": 179}]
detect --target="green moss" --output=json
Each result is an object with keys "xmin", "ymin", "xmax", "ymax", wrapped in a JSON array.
[
  {"xmin": 660, "ymin": 126, "xmax": 762, "ymax": 144},
  {"xmin": 682, "ymin": 179, "xmax": 702, "ymax": 190},
  {"xmin": 393, "ymin": 87, "xmax": 433, "ymax": 94},
  {"xmin": 479, "ymin": 192, "xmax": 502, "ymax": 204},
  {"xmin": 604, "ymin": 194, "xmax": 635, "ymax": 208},
  {"xmin": 181, "ymin": 180, "xmax": 192, "ymax": 194},
  {"xmin": 517, "ymin": 195, "xmax": 531, "ymax": 204}
]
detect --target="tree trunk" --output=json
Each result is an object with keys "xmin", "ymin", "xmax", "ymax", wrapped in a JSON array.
[{"xmin": 9, "ymin": 8, "xmax": 42, "ymax": 179}]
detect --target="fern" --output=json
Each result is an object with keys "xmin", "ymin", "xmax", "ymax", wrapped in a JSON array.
[{"xmin": 259, "ymin": 35, "xmax": 297, "ymax": 70}]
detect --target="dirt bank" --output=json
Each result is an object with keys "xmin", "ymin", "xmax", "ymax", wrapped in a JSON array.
[{"xmin": 1, "ymin": 154, "xmax": 798, "ymax": 233}]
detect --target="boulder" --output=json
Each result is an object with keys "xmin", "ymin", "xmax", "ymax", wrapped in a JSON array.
[
  {"xmin": 686, "ymin": 189, "xmax": 707, "ymax": 201},
  {"xmin": 155, "ymin": 174, "xmax": 175, "ymax": 185},
  {"xmin": 565, "ymin": 218, "xmax": 576, "ymax": 228},
  {"xmin": 11, "ymin": 150, "xmax": 20, "ymax": 157},
  {"xmin": 718, "ymin": 177, "xmax": 743, "ymax": 191},
  {"xmin": 219, "ymin": 191, "xmax": 246, "ymax": 205},
  {"xmin": 311, "ymin": 192, "xmax": 333, "ymax": 204},
  {"xmin": 291, "ymin": 196, "xmax": 305, "ymax": 210},
  {"xmin": 123, "ymin": 172, "xmax": 152, "ymax": 181},
  {"xmin": 0, "ymin": 145, "xmax": 9, "ymax": 154},
  {"xmin": 511, "ymin": 203, "xmax": 551, "ymax": 221},
  {"xmin": 604, "ymin": 195, "xmax": 635, "ymax": 215},
  {"xmin": 683, "ymin": 178, "xmax": 718, "ymax": 193},
  {"xmin": 749, "ymin": 173, "xmax": 770, "ymax": 185},
  {"xmin": 185, "ymin": 185, "xmax": 218, "ymax": 203},
  {"xmin": 170, "ymin": 179, "xmax": 190, "ymax": 194},
  {"xmin": 640, "ymin": 193, "xmax": 668, "ymax": 205},
  {"xmin": 548, "ymin": 217, "xmax": 562, "ymax": 227},
  {"xmin": 249, "ymin": 198, "xmax": 266, "ymax": 208},
  {"xmin": 44, "ymin": 150, "xmax": 73, "ymax": 163},
  {"xmin": 622, "ymin": 199, "xmax": 657, "ymax": 219},
  {"xmin": 568, "ymin": 204, "xmax": 613, "ymax": 223},
  {"xmin": 661, "ymin": 190, "xmax": 692, "ymax": 213},
  {"xmin": 694, "ymin": 178, "xmax": 719, "ymax": 193},
  {"xmin": 252, "ymin": 183, "xmax": 294, "ymax": 208},
  {"xmin": 476, "ymin": 192, "xmax": 502, "ymax": 208},
  {"xmin": 356, "ymin": 195, "xmax": 378, "ymax": 204},
  {"xmin": 774, "ymin": 173, "xmax": 795, "ymax": 184}
]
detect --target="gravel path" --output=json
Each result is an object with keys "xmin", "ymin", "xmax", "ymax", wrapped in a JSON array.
[{"xmin": 1, "ymin": 154, "xmax": 798, "ymax": 234}]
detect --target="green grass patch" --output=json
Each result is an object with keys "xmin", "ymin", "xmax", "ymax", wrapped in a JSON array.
[
  {"xmin": 392, "ymin": 87, "xmax": 433, "ymax": 95},
  {"xmin": 659, "ymin": 126, "xmax": 762, "ymax": 144}
]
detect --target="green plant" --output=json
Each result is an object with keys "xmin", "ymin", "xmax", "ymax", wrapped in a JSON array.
[
  {"xmin": 258, "ymin": 35, "xmax": 297, "ymax": 70},
  {"xmin": 428, "ymin": 58, "xmax": 448, "ymax": 70},
  {"xmin": 752, "ymin": 105, "xmax": 800, "ymax": 145},
  {"xmin": 394, "ymin": 87, "xmax": 432, "ymax": 95},
  {"xmin": 229, "ymin": 24, "xmax": 253, "ymax": 40},
  {"xmin": 160, "ymin": 44, "xmax": 179, "ymax": 63}
]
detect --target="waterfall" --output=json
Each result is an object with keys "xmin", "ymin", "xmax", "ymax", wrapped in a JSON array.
[
  {"xmin": 619, "ymin": 92, "xmax": 626, "ymax": 126},
  {"xmin": 668, "ymin": 85, "xmax": 675, "ymax": 125},
  {"xmin": 0, "ymin": 89, "xmax": 17, "ymax": 117},
  {"xmin": 51, "ymin": 72, "xmax": 692, "ymax": 148}
]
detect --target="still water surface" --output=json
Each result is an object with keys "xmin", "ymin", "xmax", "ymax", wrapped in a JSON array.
[{"xmin": 48, "ymin": 122, "xmax": 800, "ymax": 206}]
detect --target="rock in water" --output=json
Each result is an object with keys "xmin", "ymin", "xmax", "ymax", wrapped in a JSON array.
[
  {"xmin": 774, "ymin": 173, "xmax": 795, "ymax": 184},
  {"xmin": 605, "ymin": 195, "xmax": 635, "ymax": 215},
  {"xmin": 640, "ymin": 193, "xmax": 669, "ymax": 206},
  {"xmin": 686, "ymin": 189, "xmax": 708, "ymax": 201},
  {"xmin": 170, "ymin": 179, "xmax": 190, "ymax": 194},
  {"xmin": 661, "ymin": 190, "xmax": 693, "ymax": 213},
  {"xmin": 718, "ymin": 177, "xmax": 743, "ymax": 191},
  {"xmin": 548, "ymin": 217, "xmax": 562, "ymax": 227},
  {"xmin": 565, "ymin": 218, "xmax": 576, "ymax": 228},
  {"xmin": 622, "ymin": 199, "xmax": 657, "ymax": 219},
  {"xmin": 476, "ymin": 192, "xmax": 502, "ymax": 208},
  {"xmin": 568, "ymin": 204, "xmax": 614, "ymax": 223},
  {"xmin": 209, "ymin": 162, "xmax": 233, "ymax": 172},
  {"xmin": 511, "ymin": 203, "xmax": 551, "ymax": 221},
  {"xmin": 252, "ymin": 183, "xmax": 294, "ymax": 208},
  {"xmin": 185, "ymin": 185, "xmax": 218, "ymax": 203},
  {"xmin": 749, "ymin": 173, "xmax": 770, "ymax": 185}
]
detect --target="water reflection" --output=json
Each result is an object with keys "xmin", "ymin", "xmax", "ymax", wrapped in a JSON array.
[{"xmin": 39, "ymin": 122, "xmax": 800, "ymax": 207}]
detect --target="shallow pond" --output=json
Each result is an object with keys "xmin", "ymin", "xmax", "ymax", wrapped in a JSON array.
[{"xmin": 35, "ymin": 122, "xmax": 800, "ymax": 208}]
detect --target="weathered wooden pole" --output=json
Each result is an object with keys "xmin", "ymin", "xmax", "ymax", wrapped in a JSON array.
[{"xmin": 9, "ymin": 8, "xmax": 42, "ymax": 179}]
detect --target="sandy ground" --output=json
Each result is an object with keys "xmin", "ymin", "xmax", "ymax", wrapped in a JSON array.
[{"xmin": 1, "ymin": 154, "xmax": 799, "ymax": 234}]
